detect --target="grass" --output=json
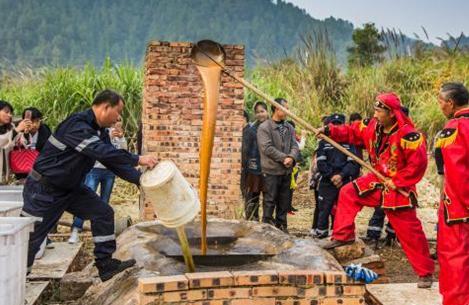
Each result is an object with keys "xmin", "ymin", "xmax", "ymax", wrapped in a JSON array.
[{"xmin": 0, "ymin": 57, "xmax": 143, "ymax": 151}]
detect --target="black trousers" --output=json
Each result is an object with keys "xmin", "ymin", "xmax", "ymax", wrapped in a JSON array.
[
  {"xmin": 245, "ymin": 191, "xmax": 260, "ymax": 221},
  {"xmin": 366, "ymin": 206, "xmax": 396, "ymax": 239},
  {"xmin": 22, "ymin": 176, "xmax": 116, "ymax": 268},
  {"xmin": 316, "ymin": 182, "xmax": 340, "ymax": 235},
  {"xmin": 312, "ymin": 191, "xmax": 320, "ymax": 231},
  {"xmin": 262, "ymin": 174, "xmax": 291, "ymax": 229}
]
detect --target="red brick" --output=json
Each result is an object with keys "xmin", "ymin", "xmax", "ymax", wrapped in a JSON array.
[
  {"xmin": 185, "ymin": 271, "xmax": 234, "ymax": 288},
  {"xmin": 138, "ymin": 275, "xmax": 188, "ymax": 293},
  {"xmin": 342, "ymin": 285, "xmax": 366, "ymax": 296},
  {"xmin": 252, "ymin": 286, "xmax": 304, "ymax": 297},
  {"xmin": 162, "ymin": 289, "xmax": 208, "ymax": 302},
  {"xmin": 275, "ymin": 300, "xmax": 313, "ymax": 305},
  {"xmin": 207, "ymin": 287, "xmax": 252, "ymax": 299},
  {"xmin": 231, "ymin": 298, "xmax": 276, "ymax": 305},
  {"xmin": 278, "ymin": 270, "xmax": 324, "ymax": 286},
  {"xmin": 138, "ymin": 293, "xmax": 160, "ymax": 305},
  {"xmin": 324, "ymin": 271, "xmax": 351, "ymax": 284},
  {"xmin": 233, "ymin": 270, "xmax": 279, "ymax": 286},
  {"xmin": 319, "ymin": 297, "xmax": 365, "ymax": 305},
  {"xmin": 189, "ymin": 301, "xmax": 230, "ymax": 305}
]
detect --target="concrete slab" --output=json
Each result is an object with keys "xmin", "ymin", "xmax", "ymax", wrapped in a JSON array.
[
  {"xmin": 366, "ymin": 282, "xmax": 442, "ymax": 305},
  {"xmin": 25, "ymin": 281, "xmax": 50, "ymax": 305},
  {"xmin": 28, "ymin": 242, "xmax": 83, "ymax": 281}
]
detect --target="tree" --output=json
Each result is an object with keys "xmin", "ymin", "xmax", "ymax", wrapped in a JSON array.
[{"xmin": 347, "ymin": 23, "xmax": 386, "ymax": 68}]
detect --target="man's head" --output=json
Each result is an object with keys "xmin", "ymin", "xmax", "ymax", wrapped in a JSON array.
[
  {"xmin": 349, "ymin": 112, "xmax": 362, "ymax": 124},
  {"xmin": 92, "ymin": 89, "xmax": 125, "ymax": 128},
  {"xmin": 271, "ymin": 98, "xmax": 288, "ymax": 121},
  {"xmin": 254, "ymin": 101, "xmax": 268, "ymax": 123},
  {"xmin": 438, "ymin": 82, "xmax": 469, "ymax": 118},
  {"xmin": 22, "ymin": 107, "xmax": 43, "ymax": 134},
  {"xmin": 373, "ymin": 98, "xmax": 396, "ymax": 128},
  {"xmin": 329, "ymin": 113, "xmax": 346, "ymax": 126}
]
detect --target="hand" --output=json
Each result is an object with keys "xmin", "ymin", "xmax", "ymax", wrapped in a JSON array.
[
  {"xmin": 283, "ymin": 157, "xmax": 294, "ymax": 168},
  {"xmin": 315, "ymin": 126, "xmax": 325, "ymax": 136},
  {"xmin": 331, "ymin": 174, "xmax": 343, "ymax": 188},
  {"xmin": 15, "ymin": 119, "xmax": 32, "ymax": 133},
  {"xmin": 384, "ymin": 178, "xmax": 396, "ymax": 190},
  {"xmin": 111, "ymin": 127, "xmax": 124, "ymax": 138},
  {"xmin": 138, "ymin": 155, "xmax": 158, "ymax": 169}
]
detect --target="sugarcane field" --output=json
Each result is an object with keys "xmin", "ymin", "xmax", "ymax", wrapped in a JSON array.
[{"xmin": 0, "ymin": 1, "xmax": 468, "ymax": 305}]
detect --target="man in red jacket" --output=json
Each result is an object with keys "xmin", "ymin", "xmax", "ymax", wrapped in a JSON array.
[
  {"xmin": 319, "ymin": 92, "xmax": 434, "ymax": 288},
  {"xmin": 435, "ymin": 82, "xmax": 469, "ymax": 305}
]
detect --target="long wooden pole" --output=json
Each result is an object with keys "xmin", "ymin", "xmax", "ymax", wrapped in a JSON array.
[{"xmin": 222, "ymin": 68, "xmax": 408, "ymax": 197}]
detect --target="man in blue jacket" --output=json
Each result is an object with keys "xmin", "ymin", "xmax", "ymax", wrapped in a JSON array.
[
  {"xmin": 312, "ymin": 113, "xmax": 361, "ymax": 239},
  {"xmin": 21, "ymin": 89, "xmax": 158, "ymax": 281}
]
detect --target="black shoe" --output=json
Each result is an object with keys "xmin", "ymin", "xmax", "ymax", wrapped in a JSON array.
[
  {"xmin": 96, "ymin": 258, "xmax": 136, "ymax": 282},
  {"xmin": 362, "ymin": 236, "xmax": 380, "ymax": 250},
  {"xmin": 382, "ymin": 235, "xmax": 397, "ymax": 247},
  {"xmin": 417, "ymin": 275, "xmax": 433, "ymax": 288},
  {"xmin": 315, "ymin": 233, "xmax": 329, "ymax": 240},
  {"xmin": 276, "ymin": 225, "xmax": 289, "ymax": 234}
]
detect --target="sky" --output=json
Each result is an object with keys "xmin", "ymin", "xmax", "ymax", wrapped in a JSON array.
[{"xmin": 286, "ymin": 0, "xmax": 469, "ymax": 44}]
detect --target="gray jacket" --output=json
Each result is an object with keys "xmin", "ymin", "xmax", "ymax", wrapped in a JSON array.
[{"xmin": 257, "ymin": 119, "xmax": 300, "ymax": 176}]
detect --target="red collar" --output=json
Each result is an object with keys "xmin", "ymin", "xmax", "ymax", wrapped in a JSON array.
[{"xmin": 454, "ymin": 107, "xmax": 469, "ymax": 118}]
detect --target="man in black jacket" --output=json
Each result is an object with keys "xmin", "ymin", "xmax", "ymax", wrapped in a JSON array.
[
  {"xmin": 312, "ymin": 113, "xmax": 361, "ymax": 239},
  {"xmin": 21, "ymin": 90, "xmax": 158, "ymax": 281}
]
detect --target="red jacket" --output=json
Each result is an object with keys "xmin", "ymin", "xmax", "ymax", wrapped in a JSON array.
[
  {"xmin": 435, "ymin": 108, "xmax": 469, "ymax": 224},
  {"xmin": 328, "ymin": 118, "xmax": 427, "ymax": 209}
]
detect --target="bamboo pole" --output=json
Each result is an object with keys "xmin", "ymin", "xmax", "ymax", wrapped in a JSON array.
[{"xmin": 222, "ymin": 67, "xmax": 409, "ymax": 197}]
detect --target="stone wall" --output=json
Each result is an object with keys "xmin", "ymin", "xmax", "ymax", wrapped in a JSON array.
[{"xmin": 141, "ymin": 41, "xmax": 245, "ymax": 220}]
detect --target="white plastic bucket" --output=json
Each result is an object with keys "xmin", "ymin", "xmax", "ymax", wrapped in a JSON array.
[
  {"xmin": 0, "ymin": 201, "xmax": 23, "ymax": 217},
  {"xmin": 0, "ymin": 217, "xmax": 35, "ymax": 305},
  {"xmin": 140, "ymin": 160, "xmax": 200, "ymax": 228}
]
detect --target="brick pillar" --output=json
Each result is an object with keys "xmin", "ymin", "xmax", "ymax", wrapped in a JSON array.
[{"xmin": 141, "ymin": 41, "xmax": 245, "ymax": 220}]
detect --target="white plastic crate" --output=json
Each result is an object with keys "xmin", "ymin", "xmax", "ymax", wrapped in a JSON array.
[
  {"xmin": 0, "ymin": 217, "xmax": 35, "ymax": 305},
  {"xmin": 0, "ymin": 189, "xmax": 24, "ymax": 202},
  {"xmin": 0, "ymin": 201, "xmax": 23, "ymax": 217},
  {"xmin": 0, "ymin": 185, "xmax": 23, "ymax": 191}
]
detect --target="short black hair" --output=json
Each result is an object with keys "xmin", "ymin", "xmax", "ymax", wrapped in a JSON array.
[
  {"xmin": 349, "ymin": 112, "xmax": 362, "ymax": 123},
  {"xmin": 22, "ymin": 107, "xmax": 43, "ymax": 120},
  {"xmin": 92, "ymin": 89, "xmax": 124, "ymax": 106},
  {"xmin": 253, "ymin": 101, "xmax": 267, "ymax": 112},
  {"xmin": 0, "ymin": 100, "xmax": 14, "ymax": 114},
  {"xmin": 321, "ymin": 115, "xmax": 329, "ymax": 125},
  {"xmin": 440, "ymin": 82, "xmax": 469, "ymax": 106},
  {"xmin": 243, "ymin": 110, "xmax": 249, "ymax": 122},
  {"xmin": 271, "ymin": 98, "xmax": 287, "ymax": 113}
]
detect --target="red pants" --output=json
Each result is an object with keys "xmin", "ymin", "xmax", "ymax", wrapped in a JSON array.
[
  {"xmin": 437, "ymin": 205, "xmax": 469, "ymax": 305},
  {"xmin": 332, "ymin": 183, "xmax": 434, "ymax": 277}
]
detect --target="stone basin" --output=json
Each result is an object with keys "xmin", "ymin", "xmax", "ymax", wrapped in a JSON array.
[{"xmin": 73, "ymin": 218, "xmax": 343, "ymax": 305}]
